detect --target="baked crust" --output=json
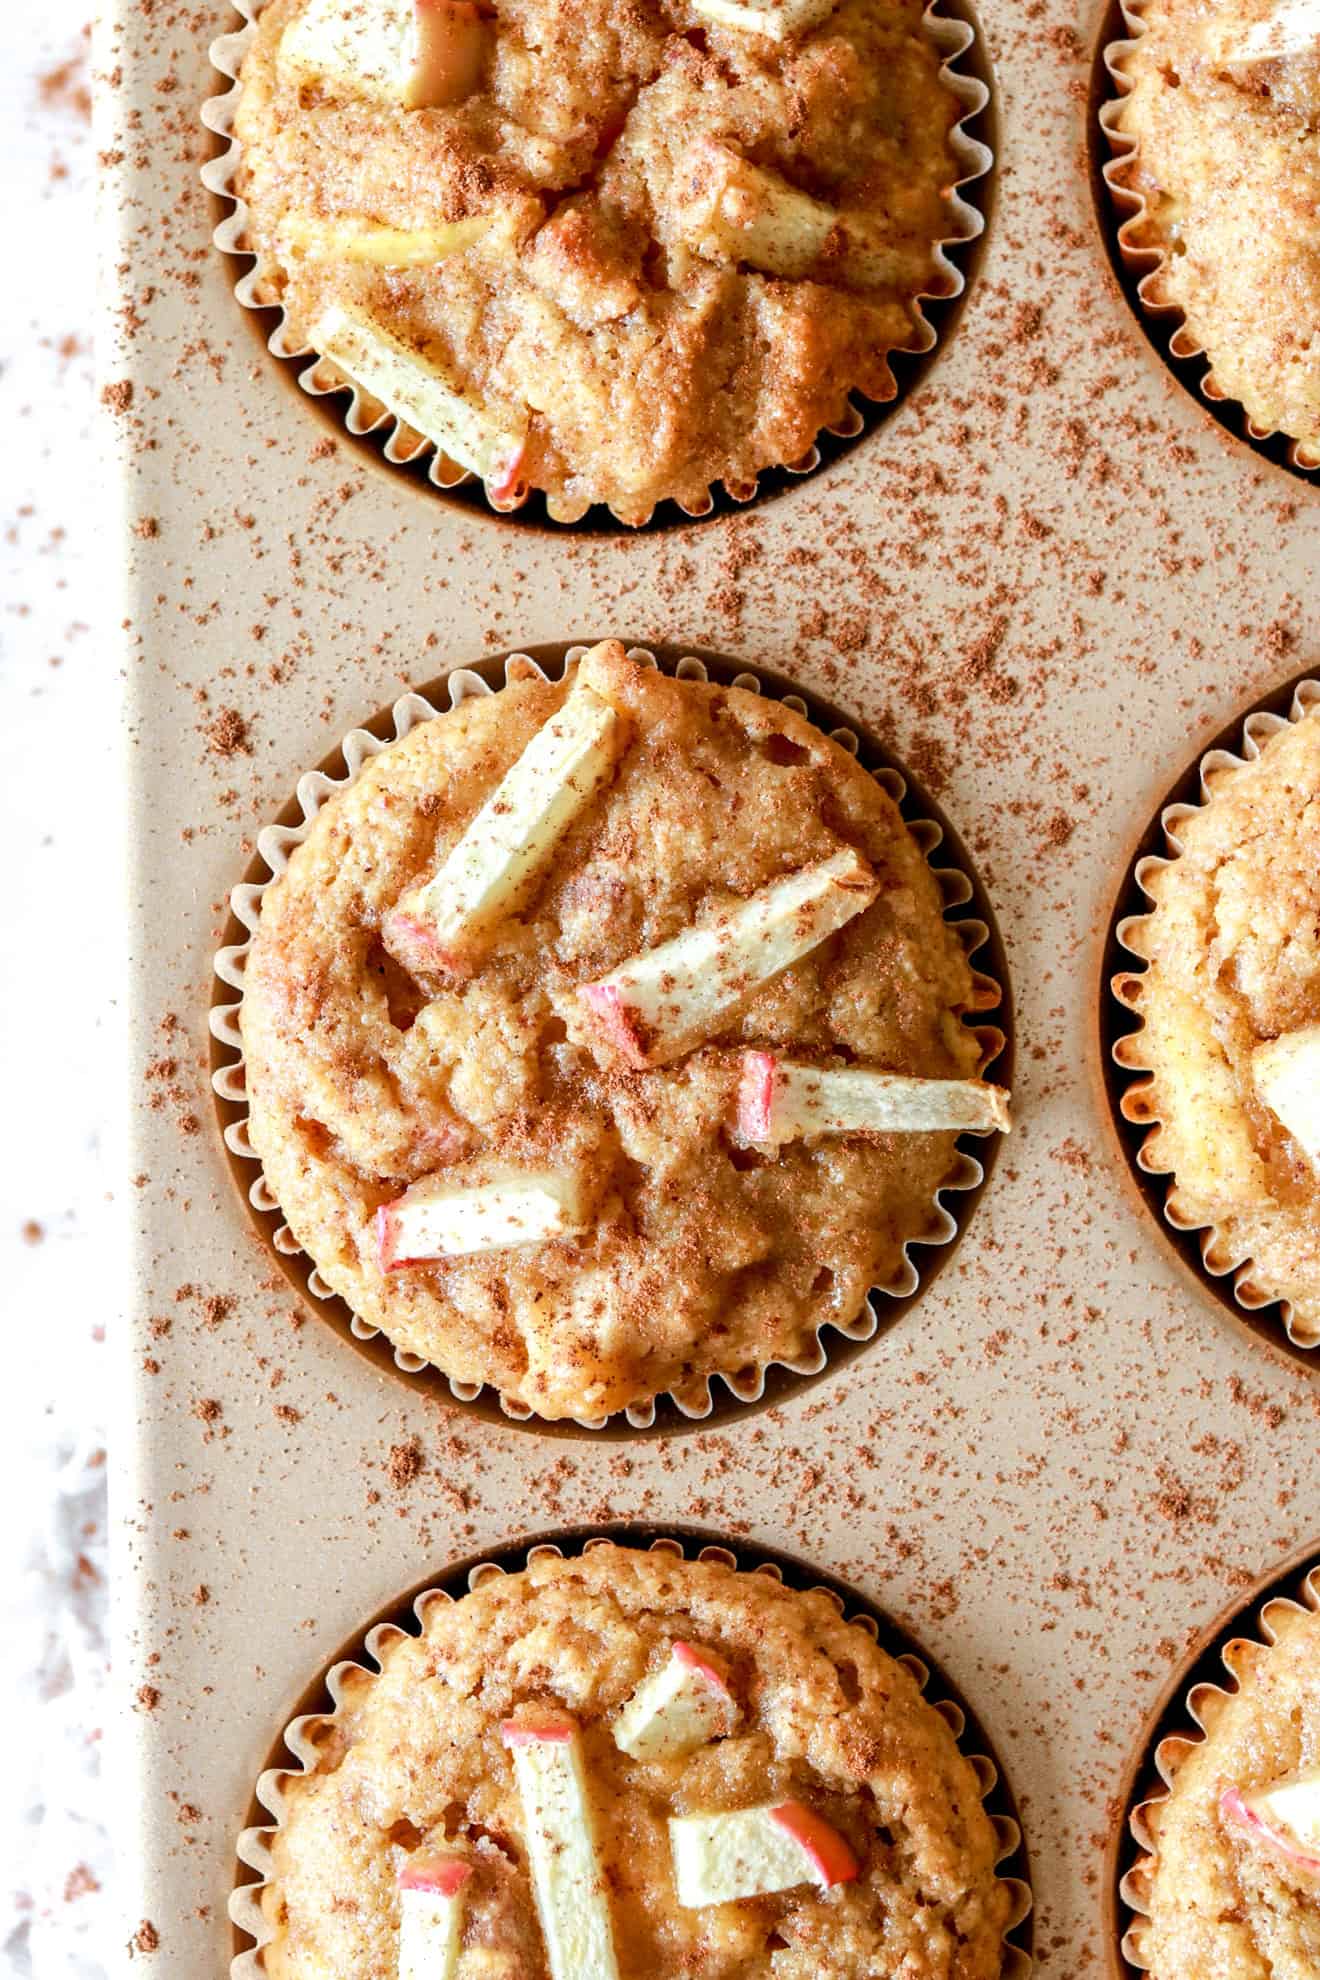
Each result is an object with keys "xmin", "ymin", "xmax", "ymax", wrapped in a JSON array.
[
  {"xmin": 260, "ymin": 1544, "xmax": 1013, "ymax": 1978},
  {"xmin": 239, "ymin": 646, "xmax": 987, "ymax": 1421},
  {"xmin": 1140, "ymin": 1606, "xmax": 1320, "ymax": 1979},
  {"xmin": 231, "ymin": 0, "xmax": 964, "ymax": 521},
  {"xmin": 1112, "ymin": 0, "xmax": 1320, "ymax": 450},
  {"xmin": 1136, "ymin": 710, "xmax": 1320, "ymax": 1329}
]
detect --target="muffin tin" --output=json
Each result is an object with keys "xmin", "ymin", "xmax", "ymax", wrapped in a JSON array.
[{"xmin": 100, "ymin": 0, "xmax": 1320, "ymax": 1971}]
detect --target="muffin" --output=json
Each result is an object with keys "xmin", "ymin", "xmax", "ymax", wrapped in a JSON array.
[
  {"xmin": 228, "ymin": 0, "xmax": 974, "ymax": 523},
  {"xmin": 1128, "ymin": 1588, "xmax": 1320, "ymax": 1977},
  {"xmin": 1108, "ymin": 0, "xmax": 1320, "ymax": 454},
  {"xmin": 238, "ymin": 641, "xmax": 1009, "ymax": 1423},
  {"xmin": 1122, "ymin": 706, "xmax": 1320, "ymax": 1341},
  {"xmin": 254, "ymin": 1543, "xmax": 1016, "ymax": 1978}
]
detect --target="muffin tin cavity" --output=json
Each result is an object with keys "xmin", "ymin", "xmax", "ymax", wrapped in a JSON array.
[
  {"xmin": 1091, "ymin": 0, "xmax": 1320, "ymax": 487},
  {"xmin": 210, "ymin": 643, "xmax": 1013, "ymax": 1439},
  {"xmin": 1106, "ymin": 1545, "xmax": 1320, "ymax": 1979},
  {"xmin": 201, "ymin": 0, "xmax": 997, "ymax": 534},
  {"xmin": 229, "ymin": 1526, "xmax": 1035, "ymax": 1979},
  {"xmin": 1101, "ymin": 667, "xmax": 1320, "ymax": 1376}
]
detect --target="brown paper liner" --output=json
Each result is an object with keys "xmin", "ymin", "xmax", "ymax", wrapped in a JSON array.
[
  {"xmin": 199, "ymin": 2, "xmax": 995, "ymax": 531},
  {"xmin": 1096, "ymin": 0, "xmax": 1320, "ymax": 480},
  {"xmin": 1106, "ymin": 1545, "xmax": 1320, "ymax": 1978},
  {"xmin": 209, "ymin": 642, "xmax": 1011, "ymax": 1435},
  {"xmin": 227, "ymin": 1526, "xmax": 1035, "ymax": 1978},
  {"xmin": 1103, "ymin": 670, "xmax": 1320, "ymax": 1372}
]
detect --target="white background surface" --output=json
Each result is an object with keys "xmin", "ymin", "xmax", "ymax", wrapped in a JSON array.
[{"xmin": 1, "ymin": 6, "xmax": 114, "ymax": 1974}]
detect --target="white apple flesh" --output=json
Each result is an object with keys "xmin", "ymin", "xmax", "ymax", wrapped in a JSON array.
[
  {"xmin": 735, "ymin": 1052, "xmax": 1011, "ymax": 1148},
  {"xmin": 383, "ymin": 670, "xmax": 623, "ymax": 976},
  {"xmin": 309, "ymin": 300, "xmax": 527, "ymax": 492},
  {"xmin": 277, "ymin": 212, "xmax": 494, "ymax": 268},
  {"xmin": 375, "ymin": 1165, "xmax": 589, "ymax": 1267},
  {"xmin": 670, "ymin": 1798, "xmax": 861, "ymax": 1906},
  {"xmin": 689, "ymin": 0, "xmax": 839, "ymax": 39},
  {"xmin": 1252, "ymin": 1024, "xmax": 1320, "ymax": 1172},
  {"xmin": 279, "ymin": 0, "xmax": 487, "ymax": 108},
  {"xmin": 613, "ymin": 1641, "xmax": 741, "ymax": 1761},
  {"xmin": 1216, "ymin": 0, "xmax": 1320, "ymax": 62},
  {"xmin": 675, "ymin": 140, "xmax": 838, "ymax": 279},
  {"xmin": 1222, "ymin": 1765, "xmax": 1320, "ymax": 1874},
  {"xmin": 500, "ymin": 1711, "xmax": 622, "ymax": 1980},
  {"xmin": 577, "ymin": 847, "xmax": 880, "ymax": 1069},
  {"xmin": 397, "ymin": 1852, "xmax": 472, "ymax": 1980}
]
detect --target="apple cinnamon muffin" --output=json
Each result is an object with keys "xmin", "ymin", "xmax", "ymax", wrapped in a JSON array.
[
  {"xmin": 256, "ymin": 1544, "xmax": 1016, "ymax": 1979},
  {"xmin": 1131, "ymin": 1601, "xmax": 1320, "ymax": 1978},
  {"xmin": 1110, "ymin": 0, "xmax": 1320, "ymax": 453},
  {"xmin": 238, "ymin": 641, "xmax": 1008, "ymax": 1423},
  {"xmin": 1129, "ymin": 708, "xmax": 1320, "ymax": 1341},
  {"xmin": 229, "ymin": 0, "xmax": 973, "ymax": 523}
]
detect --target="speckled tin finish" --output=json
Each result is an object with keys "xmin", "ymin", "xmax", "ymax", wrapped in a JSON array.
[{"xmin": 98, "ymin": 0, "xmax": 1320, "ymax": 1975}]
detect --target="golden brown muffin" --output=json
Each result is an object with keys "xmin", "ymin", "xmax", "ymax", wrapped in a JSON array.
[
  {"xmin": 238, "ymin": 642, "xmax": 1004, "ymax": 1423},
  {"xmin": 1130, "ymin": 708, "xmax": 1320, "ymax": 1342},
  {"xmin": 1110, "ymin": 0, "xmax": 1320, "ymax": 453},
  {"xmin": 1132, "ymin": 1598, "xmax": 1320, "ymax": 1979},
  {"xmin": 258, "ymin": 1544, "xmax": 1015, "ymax": 1979},
  {"xmin": 230, "ymin": 0, "xmax": 970, "ymax": 522}
]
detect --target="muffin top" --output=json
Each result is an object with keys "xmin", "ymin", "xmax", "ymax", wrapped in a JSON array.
[
  {"xmin": 259, "ymin": 1544, "xmax": 1015, "ymax": 1979},
  {"xmin": 1137, "ymin": 1598, "xmax": 1320, "ymax": 1980},
  {"xmin": 1112, "ymin": 0, "xmax": 1320, "ymax": 451},
  {"xmin": 239, "ymin": 642, "xmax": 1004, "ymax": 1422},
  {"xmin": 1133, "ymin": 708, "xmax": 1320, "ymax": 1342},
  {"xmin": 231, "ymin": 0, "xmax": 966, "ymax": 522}
]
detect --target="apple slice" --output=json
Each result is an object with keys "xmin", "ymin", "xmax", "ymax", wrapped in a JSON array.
[
  {"xmin": 670, "ymin": 1799, "xmax": 861, "ymax": 1907},
  {"xmin": 1214, "ymin": 0, "xmax": 1320, "ymax": 63},
  {"xmin": 398, "ymin": 1852, "xmax": 472, "ymax": 1980},
  {"xmin": 1252, "ymin": 1024, "xmax": 1320, "ymax": 1171},
  {"xmin": 1144, "ymin": 984, "xmax": 1270, "ymax": 1206},
  {"xmin": 279, "ymin": 0, "xmax": 488, "ymax": 109},
  {"xmin": 577, "ymin": 848, "xmax": 879, "ymax": 1070},
  {"xmin": 383, "ymin": 670, "xmax": 624, "ymax": 977},
  {"xmin": 375, "ymin": 1164, "xmax": 590, "ymax": 1267},
  {"xmin": 309, "ymin": 300, "xmax": 527, "ymax": 491},
  {"xmin": 674, "ymin": 140, "xmax": 839, "ymax": 279},
  {"xmin": 500, "ymin": 1711, "xmax": 621, "ymax": 1980},
  {"xmin": 1222, "ymin": 1765, "xmax": 1320, "ymax": 1874},
  {"xmin": 689, "ymin": 0, "xmax": 839, "ymax": 39},
  {"xmin": 277, "ymin": 212, "xmax": 494, "ymax": 267},
  {"xmin": 735, "ymin": 1053, "xmax": 1011, "ymax": 1149},
  {"xmin": 613, "ymin": 1642, "xmax": 741, "ymax": 1762}
]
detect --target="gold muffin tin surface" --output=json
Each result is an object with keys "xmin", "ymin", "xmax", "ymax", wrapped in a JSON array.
[{"xmin": 100, "ymin": 0, "xmax": 1320, "ymax": 1973}]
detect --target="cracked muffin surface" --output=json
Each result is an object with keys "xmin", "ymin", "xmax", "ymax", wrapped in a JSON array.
[
  {"xmin": 260, "ymin": 1544, "xmax": 1015, "ymax": 1979},
  {"xmin": 1132, "ymin": 708, "xmax": 1320, "ymax": 1339},
  {"xmin": 1111, "ymin": 0, "xmax": 1320, "ymax": 452},
  {"xmin": 231, "ymin": 0, "xmax": 969, "ymax": 522},
  {"xmin": 1136, "ymin": 1602, "xmax": 1320, "ymax": 1980},
  {"xmin": 238, "ymin": 644, "xmax": 996, "ymax": 1422}
]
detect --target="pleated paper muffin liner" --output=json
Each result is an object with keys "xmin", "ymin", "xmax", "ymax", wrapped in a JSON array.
[
  {"xmin": 227, "ymin": 1526, "xmax": 1035, "ymax": 1978},
  {"xmin": 1098, "ymin": 0, "xmax": 1320, "ymax": 480},
  {"xmin": 199, "ymin": 2, "xmax": 994, "ymax": 532},
  {"xmin": 1105, "ymin": 672, "xmax": 1320, "ymax": 1371},
  {"xmin": 1109, "ymin": 1546, "xmax": 1319, "ymax": 1977},
  {"xmin": 208, "ymin": 642, "xmax": 1011, "ymax": 1436}
]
